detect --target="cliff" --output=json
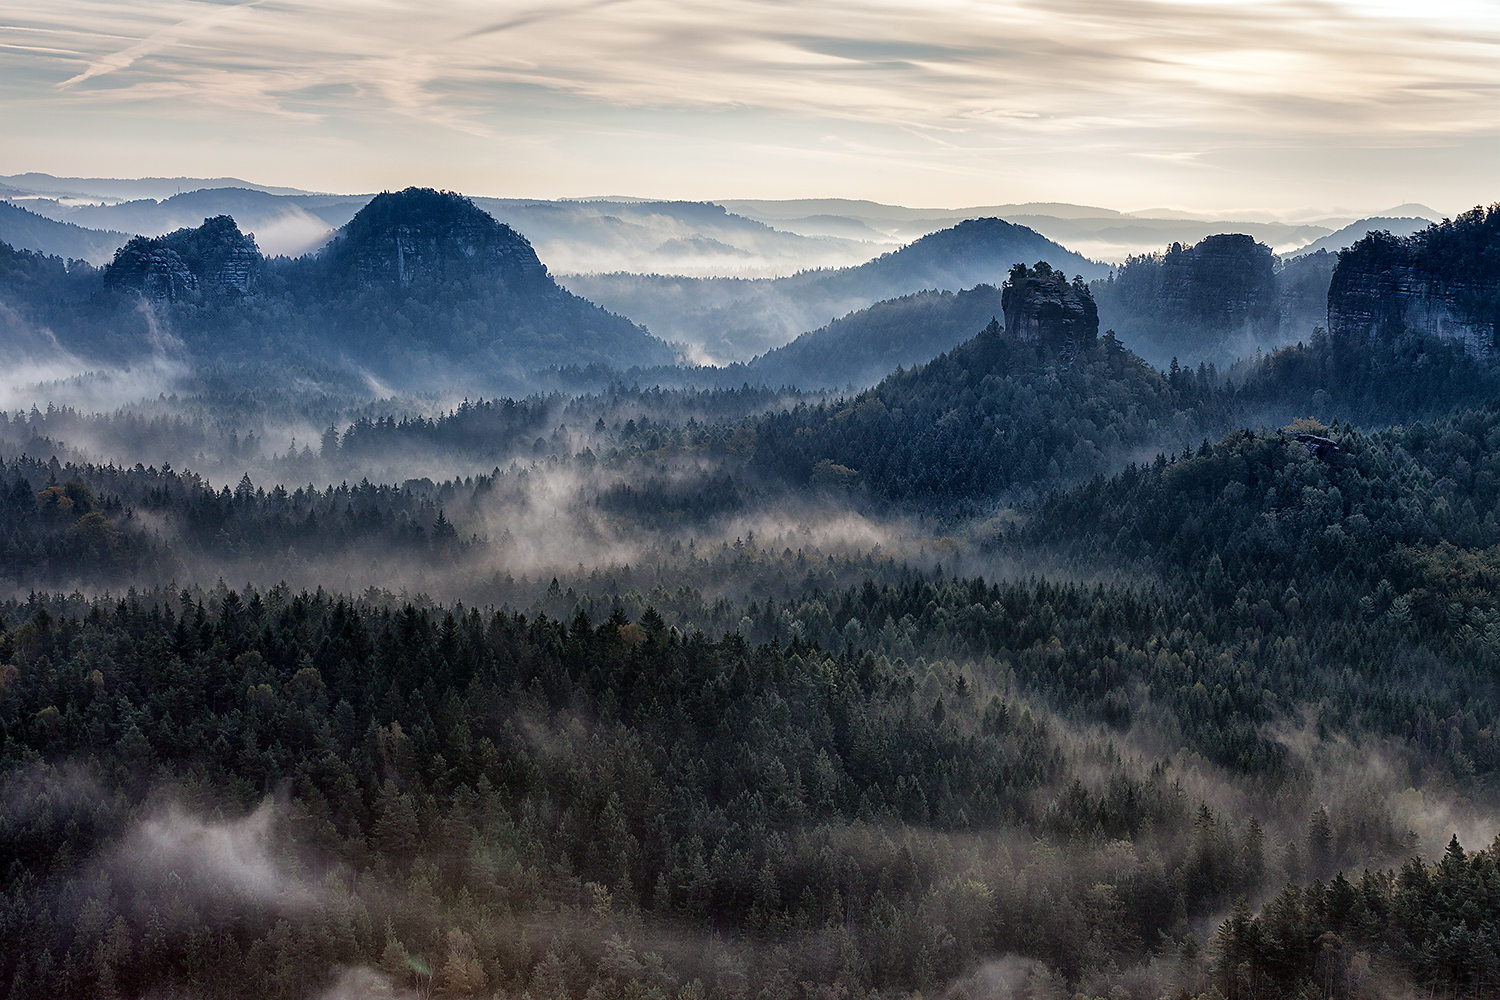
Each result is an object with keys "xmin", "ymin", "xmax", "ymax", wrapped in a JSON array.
[
  {"xmin": 1327, "ymin": 207, "xmax": 1500, "ymax": 358},
  {"xmin": 1000, "ymin": 261, "xmax": 1098, "ymax": 348},
  {"xmin": 1092, "ymin": 233, "xmax": 1287, "ymax": 366},
  {"xmin": 103, "ymin": 215, "xmax": 261, "ymax": 300},
  {"xmin": 1158, "ymin": 234, "xmax": 1277, "ymax": 335}
]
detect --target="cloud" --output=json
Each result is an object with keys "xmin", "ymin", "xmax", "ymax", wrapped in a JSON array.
[
  {"xmin": 11, "ymin": 0, "xmax": 1496, "ymax": 138},
  {"xmin": 58, "ymin": 0, "xmax": 265, "ymax": 88},
  {"xmin": 3, "ymin": 1, "xmax": 1498, "ymax": 217}
]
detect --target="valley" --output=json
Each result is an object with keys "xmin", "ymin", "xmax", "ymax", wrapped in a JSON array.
[{"xmin": 2, "ymin": 181, "xmax": 1499, "ymax": 1000}]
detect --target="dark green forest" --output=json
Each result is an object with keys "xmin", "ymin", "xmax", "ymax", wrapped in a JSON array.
[{"xmin": 6, "ymin": 202, "xmax": 1500, "ymax": 1000}]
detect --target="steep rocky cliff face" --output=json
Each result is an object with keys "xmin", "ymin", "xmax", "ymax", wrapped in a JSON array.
[
  {"xmin": 321, "ymin": 187, "xmax": 549, "ymax": 290},
  {"xmin": 1328, "ymin": 208, "xmax": 1500, "ymax": 358},
  {"xmin": 1000, "ymin": 261, "xmax": 1098, "ymax": 348},
  {"xmin": 1093, "ymin": 233, "xmax": 1319, "ymax": 366},
  {"xmin": 103, "ymin": 215, "xmax": 260, "ymax": 300},
  {"xmin": 1158, "ymin": 234, "xmax": 1278, "ymax": 335}
]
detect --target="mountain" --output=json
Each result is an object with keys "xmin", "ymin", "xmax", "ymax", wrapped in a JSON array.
[
  {"xmin": 1287, "ymin": 216, "xmax": 1433, "ymax": 258},
  {"xmin": 562, "ymin": 217, "xmax": 1105, "ymax": 362},
  {"xmin": 321, "ymin": 187, "xmax": 548, "ymax": 288},
  {"xmin": 0, "ymin": 189, "xmax": 675, "ymax": 385},
  {"xmin": 0, "ymin": 200, "xmax": 130, "ymax": 264},
  {"xmin": 1327, "ymin": 205, "xmax": 1500, "ymax": 358},
  {"xmin": 742, "ymin": 284, "xmax": 1008, "ymax": 389},
  {"xmin": 0, "ymin": 172, "xmax": 323, "ymax": 200}
]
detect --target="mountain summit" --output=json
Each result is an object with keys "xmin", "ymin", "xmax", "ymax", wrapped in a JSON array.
[
  {"xmin": 322, "ymin": 187, "xmax": 549, "ymax": 289},
  {"xmin": 104, "ymin": 215, "xmax": 261, "ymax": 300},
  {"xmin": 14, "ymin": 188, "xmax": 676, "ymax": 384}
]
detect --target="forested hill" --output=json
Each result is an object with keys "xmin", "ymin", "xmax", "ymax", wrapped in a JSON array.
[
  {"xmin": 750, "ymin": 321, "xmax": 1217, "ymax": 508},
  {"xmin": 0, "ymin": 200, "xmax": 129, "ymax": 265},
  {"xmin": 1017, "ymin": 409, "xmax": 1500, "ymax": 615},
  {"xmin": 742, "ymin": 284, "xmax": 1008, "ymax": 389},
  {"xmin": 744, "ymin": 287, "xmax": 1500, "ymax": 511},
  {"xmin": 795, "ymin": 216, "xmax": 1106, "ymax": 301},
  {"xmin": 0, "ymin": 189, "xmax": 676, "ymax": 387},
  {"xmin": 561, "ymin": 217, "xmax": 1104, "ymax": 362}
]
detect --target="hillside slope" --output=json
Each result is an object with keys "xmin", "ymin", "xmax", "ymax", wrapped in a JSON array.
[
  {"xmin": 563, "ymin": 217, "xmax": 1105, "ymax": 362},
  {"xmin": 0, "ymin": 201, "xmax": 130, "ymax": 264},
  {"xmin": 0, "ymin": 189, "xmax": 675, "ymax": 387},
  {"xmin": 742, "ymin": 284, "xmax": 1008, "ymax": 389}
]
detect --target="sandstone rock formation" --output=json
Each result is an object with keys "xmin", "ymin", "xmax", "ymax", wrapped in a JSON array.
[
  {"xmin": 104, "ymin": 215, "xmax": 260, "ymax": 300},
  {"xmin": 322, "ymin": 187, "xmax": 549, "ymax": 291},
  {"xmin": 1327, "ymin": 209, "xmax": 1500, "ymax": 358},
  {"xmin": 1000, "ymin": 261, "xmax": 1098, "ymax": 348}
]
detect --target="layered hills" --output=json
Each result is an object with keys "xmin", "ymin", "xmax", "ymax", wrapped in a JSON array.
[
  {"xmin": 0, "ymin": 200, "xmax": 131, "ymax": 265},
  {"xmin": 563, "ymin": 217, "xmax": 1105, "ymax": 362},
  {"xmin": 0, "ymin": 188, "xmax": 673, "ymax": 385}
]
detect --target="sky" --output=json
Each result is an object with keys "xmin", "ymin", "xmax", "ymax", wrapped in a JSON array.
[{"xmin": 2, "ymin": 0, "xmax": 1498, "ymax": 216}]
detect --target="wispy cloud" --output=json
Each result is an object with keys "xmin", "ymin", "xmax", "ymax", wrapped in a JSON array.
[
  {"xmin": 58, "ymin": 0, "xmax": 265, "ymax": 87},
  {"xmin": 2, "ymin": 0, "xmax": 1497, "ymax": 209}
]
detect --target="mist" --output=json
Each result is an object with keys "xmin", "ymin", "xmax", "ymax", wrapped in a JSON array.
[{"xmin": 4, "ymin": 173, "xmax": 1500, "ymax": 1000}]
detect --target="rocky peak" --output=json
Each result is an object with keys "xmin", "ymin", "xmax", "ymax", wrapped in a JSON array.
[
  {"xmin": 104, "ymin": 215, "xmax": 261, "ymax": 301},
  {"xmin": 1000, "ymin": 261, "xmax": 1098, "ymax": 347},
  {"xmin": 323, "ymin": 187, "xmax": 548, "ymax": 289},
  {"xmin": 1157, "ymin": 234, "xmax": 1277, "ymax": 333}
]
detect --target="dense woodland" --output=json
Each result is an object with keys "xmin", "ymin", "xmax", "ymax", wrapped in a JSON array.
[{"xmin": 6, "ymin": 200, "xmax": 1500, "ymax": 1000}]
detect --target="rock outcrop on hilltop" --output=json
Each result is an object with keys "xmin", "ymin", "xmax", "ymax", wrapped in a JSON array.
[
  {"xmin": 1000, "ymin": 261, "xmax": 1098, "ymax": 348},
  {"xmin": 1158, "ymin": 234, "xmax": 1278, "ymax": 337},
  {"xmin": 1092, "ymin": 232, "xmax": 1340, "ymax": 366},
  {"xmin": 320, "ymin": 187, "xmax": 549, "ymax": 290},
  {"xmin": 87, "ymin": 189, "xmax": 674, "ymax": 380},
  {"xmin": 1103, "ymin": 235, "xmax": 1277, "ymax": 337},
  {"xmin": 104, "ymin": 215, "xmax": 261, "ymax": 300},
  {"xmin": 1327, "ymin": 206, "xmax": 1500, "ymax": 358}
]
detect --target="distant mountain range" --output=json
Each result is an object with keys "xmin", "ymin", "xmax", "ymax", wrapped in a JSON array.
[
  {"xmin": 718, "ymin": 198, "xmax": 1443, "ymax": 261},
  {"xmin": 1, "ymin": 173, "xmax": 1446, "ymax": 279},
  {"xmin": 562, "ymin": 217, "xmax": 1106, "ymax": 362},
  {"xmin": 0, "ymin": 172, "xmax": 325, "ymax": 200},
  {"xmin": 0, "ymin": 200, "xmax": 132, "ymax": 264},
  {"xmin": 1286, "ymin": 217, "xmax": 1434, "ymax": 258},
  {"xmin": 0, "ymin": 171, "xmax": 1476, "ymax": 389}
]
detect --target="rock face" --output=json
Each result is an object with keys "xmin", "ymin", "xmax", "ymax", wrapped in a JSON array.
[
  {"xmin": 1000, "ymin": 261, "xmax": 1098, "ymax": 348},
  {"xmin": 1327, "ymin": 209, "xmax": 1500, "ymax": 358},
  {"xmin": 1158, "ymin": 234, "xmax": 1278, "ymax": 336},
  {"xmin": 1107, "ymin": 234, "xmax": 1277, "ymax": 336},
  {"xmin": 323, "ymin": 188, "xmax": 548, "ymax": 290},
  {"xmin": 104, "ymin": 215, "xmax": 261, "ymax": 300}
]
